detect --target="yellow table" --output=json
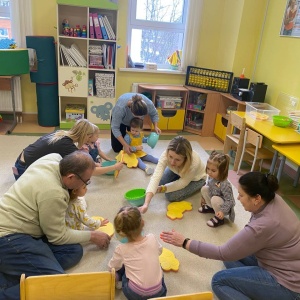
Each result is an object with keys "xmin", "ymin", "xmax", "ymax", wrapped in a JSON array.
[
  {"xmin": 234, "ymin": 111, "xmax": 300, "ymax": 144},
  {"xmin": 271, "ymin": 144, "xmax": 300, "ymax": 187},
  {"xmin": 233, "ymin": 112, "xmax": 300, "ymax": 186}
]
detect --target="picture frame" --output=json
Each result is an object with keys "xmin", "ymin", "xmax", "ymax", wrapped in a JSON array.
[{"xmin": 280, "ymin": 0, "xmax": 300, "ymax": 37}]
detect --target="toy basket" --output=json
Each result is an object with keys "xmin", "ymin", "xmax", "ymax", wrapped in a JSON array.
[{"xmin": 272, "ymin": 115, "xmax": 293, "ymax": 128}]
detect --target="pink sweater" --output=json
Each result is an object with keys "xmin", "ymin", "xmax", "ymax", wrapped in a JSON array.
[{"xmin": 189, "ymin": 194, "xmax": 300, "ymax": 293}]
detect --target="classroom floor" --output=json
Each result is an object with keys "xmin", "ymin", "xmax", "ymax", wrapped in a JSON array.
[{"xmin": 3, "ymin": 114, "xmax": 300, "ymax": 216}]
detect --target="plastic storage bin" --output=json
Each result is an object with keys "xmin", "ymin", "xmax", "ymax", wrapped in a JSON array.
[
  {"xmin": 246, "ymin": 102, "xmax": 280, "ymax": 121},
  {"xmin": 157, "ymin": 96, "xmax": 182, "ymax": 108},
  {"xmin": 65, "ymin": 104, "xmax": 85, "ymax": 122}
]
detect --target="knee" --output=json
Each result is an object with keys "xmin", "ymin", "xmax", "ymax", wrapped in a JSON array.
[
  {"xmin": 211, "ymin": 269, "xmax": 225, "ymax": 291},
  {"xmin": 62, "ymin": 244, "xmax": 83, "ymax": 270},
  {"xmin": 165, "ymin": 192, "xmax": 181, "ymax": 202}
]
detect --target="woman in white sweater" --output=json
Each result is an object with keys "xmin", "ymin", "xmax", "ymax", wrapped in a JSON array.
[{"xmin": 140, "ymin": 136, "xmax": 206, "ymax": 214}]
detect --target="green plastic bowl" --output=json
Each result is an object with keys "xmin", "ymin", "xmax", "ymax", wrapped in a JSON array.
[
  {"xmin": 124, "ymin": 188, "xmax": 146, "ymax": 206},
  {"xmin": 147, "ymin": 132, "xmax": 159, "ymax": 149},
  {"xmin": 272, "ymin": 115, "xmax": 292, "ymax": 128},
  {"xmin": 102, "ymin": 160, "xmax": 117, "ymax": 175}
]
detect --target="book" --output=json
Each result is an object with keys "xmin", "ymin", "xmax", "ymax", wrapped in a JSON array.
[
  {"xmin": 103, "ymin": 15, "xmax": 116, "ymax": 40},
  {"xmin": 98, "ymin": 15, "xmax": 109, "ymax": 40},
  {"xmin": 92, "ymin": 13, "xmax": 103, "ymax": 39},
  {"xmin": 89, "ymin": 13, "xmax": 95, "ymax": 39}
]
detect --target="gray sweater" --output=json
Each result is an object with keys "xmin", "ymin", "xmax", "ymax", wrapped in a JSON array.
[
  {"xmin": 111, "ymin": 93, "xmax": 159, "ymax": 138},
  {"xmin": 189, "ymin": 194, "xmax": 300, "ymax": 293}
]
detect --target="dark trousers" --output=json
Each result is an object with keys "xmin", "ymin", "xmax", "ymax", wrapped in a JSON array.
[{"xmin": 111, "ymin": 123, "xmax": 130, "ymax": 153}]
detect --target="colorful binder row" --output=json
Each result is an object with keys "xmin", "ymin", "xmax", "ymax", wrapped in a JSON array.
[{"xmin": 89, "ymin": 13, "xmax": 116, "ymax": 40}]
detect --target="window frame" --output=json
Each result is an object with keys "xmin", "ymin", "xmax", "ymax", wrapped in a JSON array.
[{"xmin": 127, "ymin": 0, "xmax": 188, "ymax": 69}]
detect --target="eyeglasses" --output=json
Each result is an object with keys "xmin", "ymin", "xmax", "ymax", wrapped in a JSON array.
[{"xmin": 74, "ymin": 173, "xmax": 91, "ymax": 186}]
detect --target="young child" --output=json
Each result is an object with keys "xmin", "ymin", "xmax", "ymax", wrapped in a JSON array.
[
  {"xmin": 85, "ymin": 125, "xmax": 113, "ymax": 166},
  {"xmin": 66, "ymin": 184, "xmax": 109, "ymax": 230},
  {"xmin": 108, "ymin": 206, "xmax": 167, "ymax": 299},
  {"xmin": 124, "ymin": 117, "xmax": 158, "ymax": 175},
  {"xmin": 198, "ymin": 150, "xmax": 235, "ymax": 228}
]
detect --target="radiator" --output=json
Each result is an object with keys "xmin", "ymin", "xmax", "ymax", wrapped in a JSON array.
[{"xmin": 0, "ymin": 77, "xmax": 23, "ymax": 122}]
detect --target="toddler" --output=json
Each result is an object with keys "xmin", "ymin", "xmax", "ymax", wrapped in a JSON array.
[
  {"xmin": 198, "ymin": 150, "xmax": 235, "ymax": 228},
  {"xmin": 108, "ymin": 206, "xmax": 167, "ymax": 299},
  {"xmin": 124, "ymin": 117, "xmax": 158, "ymax": 175},
  {"xmin": 66, "ymin": 183, "xmax": 108, "ymax": 230},
  {"xmin": 85, "ymin": 125, "xmax": 113, "ymax": 165}
]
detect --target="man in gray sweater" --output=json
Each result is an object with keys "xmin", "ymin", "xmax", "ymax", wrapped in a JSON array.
[{"xmin": 0, "ymin": 151, "xmax": 111, "ymax": 300}]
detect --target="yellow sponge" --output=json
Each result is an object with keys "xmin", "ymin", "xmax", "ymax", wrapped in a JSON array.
[
  {"xmin": 166, "ymin": 201, "xmax": 193, "ymax": 220},
  {"xmin": 92, "ymin": 216, "xmax": 115, "ymax": 237},
  {"xmin": 159, "ymin": 247, "xmax": 180, "ymax": 272}
]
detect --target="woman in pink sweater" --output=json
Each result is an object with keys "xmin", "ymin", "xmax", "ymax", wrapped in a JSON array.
[{"xmin": 161, "ymin": 172, "xmax": 300, "ymax": 299}]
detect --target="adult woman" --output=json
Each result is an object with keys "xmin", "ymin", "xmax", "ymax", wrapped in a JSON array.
[
  {"xmin": 14, "ymin": 119, "xmax": 122, "ymax": 179},
  {"xmin": 111, "ymin": 93, "xmax": 161, "ymax": 154},
  {"xmin": 161, "ymin": 172, "xmax": 300, "ymax": 300},
  {"xmin": 139, "ymin": 136, "xmax": 206, "ymax": 214}
]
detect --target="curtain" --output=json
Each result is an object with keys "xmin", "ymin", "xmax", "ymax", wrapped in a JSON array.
[
  {"xmin": 181, "ymin": 0, "xmax": 203, "ymax": 71},
  {"xmin": 10, "ymin": 0, "xmax": 32, "ymax": 48}
]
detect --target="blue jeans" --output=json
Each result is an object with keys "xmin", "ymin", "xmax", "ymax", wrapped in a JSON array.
[
  {"xmin": 117, "ymin": 266, "xmax": 167, "ymax": 300},
  {"xmin": 0, "ymin": 234, "xmax": 83, "ymax": 300},
  {"xmin": 212, "ymin": 255, "xmax": 300, "ymax": 300},
  {"xmin": 159, "ymin": 167, "xmax": 205, "ymax": 202},
  {"xmin": 13, "ymin": 156, "xmax": 27, "ymax": 180}
]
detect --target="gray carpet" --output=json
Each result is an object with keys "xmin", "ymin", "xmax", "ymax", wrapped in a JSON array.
[{"xmin": 0, "ymin": 135, "xmax": 250, "ymax": 299}]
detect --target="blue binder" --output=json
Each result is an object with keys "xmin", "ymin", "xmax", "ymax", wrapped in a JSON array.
[{"xmin": 98, "ymin": 15, "xmax": 109, "ymax": 40}]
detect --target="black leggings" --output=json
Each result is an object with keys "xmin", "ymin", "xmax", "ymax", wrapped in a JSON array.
[{"xmin": 111, "ymin": 123, "xmax": 130, "ymax": 153}]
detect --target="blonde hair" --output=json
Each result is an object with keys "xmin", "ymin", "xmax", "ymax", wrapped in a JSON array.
[
  {"xmin": 48, "ymin": 119, "xmax": 94, "ymax": 148},
  {"xmin": 167, "ymin": 136, "xmax": 192, "ymax": 175},
  {"xmin": 130, "ymin": 94, "xmax": 148, "ymax": 116},
  {"xmin": 114, "ymin": 206, "xmax": 143, "ymax": 242},
  {"xmin": 207, "ymin": 150, "xmax": 230, "ymax": 181}
]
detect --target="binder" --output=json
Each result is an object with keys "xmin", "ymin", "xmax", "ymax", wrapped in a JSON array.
[
  {"xmin": 89, "ymin": 13, "xmax": 95, "ymax": 39},
  {"xmin": 98, "ymin": 15, "xmax": 109, "ymax": 40},
  {"xmin": 92, "ymin": 13, "xmax": 103, "ymax": 39},
  {"xmin": 103, "ymin": 15, "xmax": 116, "ymax": 40}
]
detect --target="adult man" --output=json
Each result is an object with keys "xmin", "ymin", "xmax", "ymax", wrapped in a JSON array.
[{"xmin": 0, "ymin": 151, "xmax": 111, "ymax": 300}]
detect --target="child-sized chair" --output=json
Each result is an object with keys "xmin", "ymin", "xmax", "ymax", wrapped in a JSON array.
[
  {"xmin": 237, "ymin": 128, "xmax": 274, "ymax": 174},
  {"xmin": 20, "ymin": 269, "xmax": 115, "ymax": 300},
  {"xmin": 223, "ymin": 112, "xmax": 246, "ymax": 171},
  {"xmin": 152, "ymin": 291, "xmax": 213, "ymax": 300}
]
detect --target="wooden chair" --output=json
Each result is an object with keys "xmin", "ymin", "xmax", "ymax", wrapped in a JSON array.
[
  {"xmin": 223, "ymin": 112, "xmax": 246, "ymax": 171},
  {"xmin": 20, "ymin": 269, "xmax": 115, "ymax": 300},
  {"xmin": 237, "ymin": 128, "xmax": 274, "ymax": 174},
  {"xmin": 152, "ymin": 291, "xmax": 213, "ymax": 300}
]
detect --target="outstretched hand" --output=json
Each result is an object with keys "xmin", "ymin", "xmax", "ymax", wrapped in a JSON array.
[
  {"xmin": 160, "ymin": 229, "xmax": 185, "ymax": 247},
  {"xmin": 100, "ymin": 218, "xmax": 109, "ymax": 226},
  {"xmin": 90, "ymin": 231, "xmax": 111, "ymax": 249}
]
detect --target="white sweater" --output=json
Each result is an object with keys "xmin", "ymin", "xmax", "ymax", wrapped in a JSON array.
[{"xmin": 146, "ymin": 150, "xmax": 206, "ymax": 194}]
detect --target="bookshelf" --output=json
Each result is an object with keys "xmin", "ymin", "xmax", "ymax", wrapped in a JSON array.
[{"xmin": 57, "ymin": 1, "xmax": 118, "ymax": 129}]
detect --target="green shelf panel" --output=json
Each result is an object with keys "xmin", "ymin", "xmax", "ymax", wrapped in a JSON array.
[{"xmin": 57, "ymin": 0, "xmax": 118, "ymax": 10}]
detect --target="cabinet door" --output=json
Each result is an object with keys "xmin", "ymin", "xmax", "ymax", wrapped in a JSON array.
[
  {"xmin": 167, "ymin": 110, "xmax": 185, "ymax": 130},
  {"xmin": 59, "ymin": 67, "xmax": 88, "ymax": 97},
  {"xmin": 87, "ymin": 96, "xmax": 114, "ymax": 126},
  {"xmin": 157, "ymin": 110, "xmax": 169, "ymax": 130}
]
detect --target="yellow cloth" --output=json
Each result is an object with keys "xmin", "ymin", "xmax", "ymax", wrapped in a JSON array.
[{"xmin": 127, "ymin": 132, "xmax": 147, "ymax": 157}]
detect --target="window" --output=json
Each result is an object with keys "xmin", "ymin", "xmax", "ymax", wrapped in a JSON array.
[
  {"xmin": 128, "ymin": 0, "xmax": 187, "ymax": 69},
  {"xmin": 0, "ymin": 0, "xmax": 11, "ymax": 40}
]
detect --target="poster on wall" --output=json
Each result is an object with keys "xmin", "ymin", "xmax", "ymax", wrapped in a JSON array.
[{"xmin": 280, "ymin": 0, "xmax": 300, "ymax": 37}]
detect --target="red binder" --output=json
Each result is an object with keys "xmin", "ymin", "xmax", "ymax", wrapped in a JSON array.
[{"xmin": 92, "ymin": 13, "xmax": 103, "ymax": 39}]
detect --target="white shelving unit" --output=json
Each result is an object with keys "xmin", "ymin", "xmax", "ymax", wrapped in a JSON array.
[{"xmin": 57, "ymin": 1, "xmax": 118, "ymax": 129}]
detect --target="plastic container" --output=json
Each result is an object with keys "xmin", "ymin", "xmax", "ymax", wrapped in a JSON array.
[
  {"xmin": 147, "ymin": 132, "xmax": 159, "ymax": 149},
  {"xmin": 102, "ymin": 160, "xmax": 117, "ymax": 175},
  {"xmin": 124, "ymin": 188, "xmax": 146, "ymax": 206},
  {"xmin": 157, "ymin": 96, "xmax": 182, "ymax": 108},
  {"xmin": 272, "ymin": 115, "xmax": 292, "ymax": 128},
  {"xmin": 65, "ymin": 104, "xmax": 85, "ymax": 122},
  {"xmin": 246, "ymin": 102, "xmax": 280, "ymax": 121}
]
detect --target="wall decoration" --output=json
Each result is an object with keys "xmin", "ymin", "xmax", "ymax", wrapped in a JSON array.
[{"xmin": 280, "ymin": 0, "xmax": 300, "ymax": 37}]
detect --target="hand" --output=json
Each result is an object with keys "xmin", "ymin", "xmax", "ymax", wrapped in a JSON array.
[
  {"xmin": 137, "ymin": 145, "xmax": 143, "ymax": 151},
  {"xmin": 157, "ymin": 185, "xmax": 166, "ymax": 193},
  {"xmin": 216, "ymin": 211, "xmax": 224, "ymax": 219},
  {"xmin": 100, "ymin": 218, "xmax": 109, "ymax": 226},
  {"xmin": 154, "ymin": 126, "xmax": 161, "ymax": 135},
  {"xmin": 80, "ymin": 144, "xmax": 89, "ymax": 152},
  {"xmin": 95, "ymin": 162, "xmax": 101, "ymax": 167},
  {"xmin": 160, "ymin": 230, "xmax": 185, "ymax": 247},
  {"xmin": 123, "ymin": 144, "xmax": 132, "ymax": 155},
  {"xmin": 114, "ymin": 162, "xmax": 123, "ymax": 171},
  {"xmin": 139, "ymin": 204, "xmax": 149, "ymax": 214},
  {"xmin": 90, "ymin": 231, "xmax": 111, "ymax": 249}
]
